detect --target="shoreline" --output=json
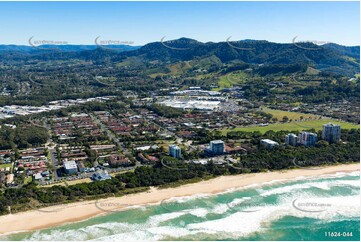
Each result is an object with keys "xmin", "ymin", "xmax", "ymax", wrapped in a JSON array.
[{"xmin": 0, "ymin": 163, "xmax": 359, "ymax": 236}]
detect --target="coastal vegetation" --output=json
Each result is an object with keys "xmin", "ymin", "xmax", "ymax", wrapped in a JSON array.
[
  {"xmin": 0, "ymin": 126, "xmax": 49, "ymax": 149},
  {"xmin": 0, "ymin": 128, "xmax": 358, "ymax": 216}
]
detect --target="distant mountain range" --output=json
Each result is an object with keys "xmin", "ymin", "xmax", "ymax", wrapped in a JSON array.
[
  {"xmin": 0, "ymin": 38, "xmax": 359, "ymax": 76},
  {"xmin": 120, "ymin": 38, "xmax": 359, "ymax": 76},
  {"xmin": 0, "ymin": 44, "xmax": 140, "ymax": 52}
]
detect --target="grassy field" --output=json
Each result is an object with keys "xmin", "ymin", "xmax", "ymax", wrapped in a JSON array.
[
  {"xmin": 221, "ymin": 119, "xmax": 359, "ymax": 135},
  {"xmin": 24, "ymin": 176, "xmax": 33, "ymax": 185},
  {"xmin": 260, "ymin": 107, "xmax": 321, "ymax": 121},
  {"xmin": 0, "ymin": 163, "xmax": 12, "ymax": 172},
  {"xmin": 305, "ymin": 66, "xmax": 321, "ymax": 75},
  {"xmin": 116, "ymin": 57, "xmax": 143, "ymax": 67},
  {"xmin": 213, "ymin": 72, "xmax": 247, "ymax": 90},
  {"xmin": 168, "ymin": 61, "xmax": 193, "ymax": 74}
]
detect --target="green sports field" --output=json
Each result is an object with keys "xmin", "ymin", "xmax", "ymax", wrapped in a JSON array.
[
  {"xmin": 221, "ymin": 119, "xmax": 359, "ymax": 135},
  {"xmin": 260, "ymin": 107, "xmax": 320, "ymax": 120}
]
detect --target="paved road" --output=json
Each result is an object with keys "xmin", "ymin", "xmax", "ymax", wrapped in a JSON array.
[
  {"xmin": 89, "ymin": 113, "xmax": 135, "ymax": 156},
  {"xmin": 48, "ymin": 148, "xmax": 59, "ymax": 179},
  {"xmin": 150, "ymin": 116, "xmax": 183, "ymax": 144},
  {"xmin": 40, "ymin": 119, "xmax": 60, "ymax": 180}
]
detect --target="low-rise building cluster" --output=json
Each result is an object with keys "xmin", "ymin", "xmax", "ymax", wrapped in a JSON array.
[{"xmin": 0, "ymin": 96, "xmax": 113, "ymax": 120}]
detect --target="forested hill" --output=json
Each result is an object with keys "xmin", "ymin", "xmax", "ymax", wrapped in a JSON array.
[
  {"xmin": 0, "ymin": 38, "xmax": 359, "ymax": 76},
  {"xmin": 119, "ymin": 38, "xmax": 359, "ymax": 76}
]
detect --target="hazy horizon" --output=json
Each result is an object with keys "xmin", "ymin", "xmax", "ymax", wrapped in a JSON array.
[
  {"xmin": 0, "ymin": 37, "xmax": 359, "ymax": 48},
  {"xmin": 0, "ymin": 1, "xmax": 359, "ymax": 46}
]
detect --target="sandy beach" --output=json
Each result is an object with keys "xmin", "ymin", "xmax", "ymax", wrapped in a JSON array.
[{"xmin": 0, "ymin": 163, "xmax": 359, "ymax": 235}]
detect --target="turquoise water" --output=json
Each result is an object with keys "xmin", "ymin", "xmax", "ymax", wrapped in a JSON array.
[{"xmin": 1, "ymin": 171, "xmax": 360, "ymax": 241}]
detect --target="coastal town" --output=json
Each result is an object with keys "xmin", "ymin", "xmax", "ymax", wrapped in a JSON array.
[
  {"xmin": 0, "ymin": 1, "xmax": 360, "ymax": 240},
  {"xmin": 0, "ymin": 87, "xmax": 353, "ymax": 188}
]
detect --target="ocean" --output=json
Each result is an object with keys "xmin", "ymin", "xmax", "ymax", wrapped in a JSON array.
[{"xmin": 1, "ymin": 171, "xmax": 359, "ymax": 241}]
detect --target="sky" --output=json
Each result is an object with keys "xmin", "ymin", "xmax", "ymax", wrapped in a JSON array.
[{"xmin": 0, "ymin": 1, "xmax": 359, "ymax": 46}]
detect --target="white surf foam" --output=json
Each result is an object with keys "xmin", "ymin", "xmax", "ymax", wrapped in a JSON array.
[{"xmin": 23, "ymin": 171, "xmax": 360, "ymax": 241}]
